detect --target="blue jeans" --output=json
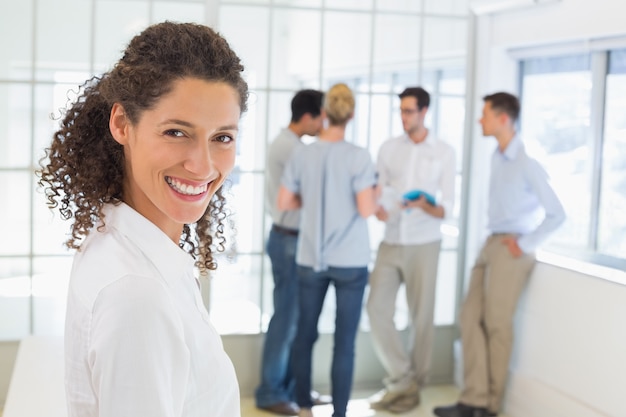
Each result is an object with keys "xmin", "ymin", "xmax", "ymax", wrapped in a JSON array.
[
  {"xmin": 292, "ymin": 265, "xmax": 368, "ymax": 417},
  {"xmin": 255, "ymin": 228, "xmax": 300, "ymax": 407}
]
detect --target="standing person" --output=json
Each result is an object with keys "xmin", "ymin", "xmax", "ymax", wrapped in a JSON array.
[
  {"xmin": 278, "ymin": 83, "xmax": 378, "ymax": 417},
  {"xmin": 434, "ymin": 92, "xmax": 565, "ymax": 417},
  {"xmin": 367, "ymin": 86, "xmax": 456, "ymax": 413},
  {"xmin": 256, "ymin": 89, "xmax": 324, "ymax": 416},
  {"xmin": 37, "ymin": 22, "xmax": 248, "ymax": 417}
]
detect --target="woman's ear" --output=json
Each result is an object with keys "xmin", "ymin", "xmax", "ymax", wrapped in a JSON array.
[{"xmin": 109, "ymin": 103, "xmax": 130, "ymax": 145}]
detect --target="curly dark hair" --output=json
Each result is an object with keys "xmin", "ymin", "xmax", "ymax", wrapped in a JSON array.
[{"xmin": 37, "ymin": 22, "xmax": 249, "ymax": 272}]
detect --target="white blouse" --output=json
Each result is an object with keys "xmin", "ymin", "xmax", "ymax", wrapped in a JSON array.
[{"xmin": 64, "ymin": 203, "xmax": 240, "ymax": 417}]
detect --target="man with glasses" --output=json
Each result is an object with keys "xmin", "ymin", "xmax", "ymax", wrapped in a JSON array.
[{"xmin": 368, "ymin": 86, "xmax": 456, "ymax": 413}]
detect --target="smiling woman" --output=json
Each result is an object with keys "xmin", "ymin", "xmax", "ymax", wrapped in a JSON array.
[{"xmin": 36, "ymin": 22, "xmax": 248, "ymax": 417}]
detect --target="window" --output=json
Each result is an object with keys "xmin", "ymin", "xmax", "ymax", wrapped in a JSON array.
[
  {"xmin": 520, "ymin": 49, "xmax": 626, "ymax": 267},
  {"xmin": 0, "ymin": 0, "xmax": 469, "ymax": 339}
]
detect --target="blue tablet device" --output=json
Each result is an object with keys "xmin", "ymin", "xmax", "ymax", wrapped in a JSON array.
[{"xmin": 402, "ymin": 189, "xmax": 436, "ymax": 206}]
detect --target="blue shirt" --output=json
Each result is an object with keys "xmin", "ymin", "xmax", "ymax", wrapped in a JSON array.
[
  {"xmin": 488, "ymin": 136, "xmax": 565, "ymax": 253},
  {"xmin": 282, "ymin": 140, "xmax": 377, "ymax": 271}
]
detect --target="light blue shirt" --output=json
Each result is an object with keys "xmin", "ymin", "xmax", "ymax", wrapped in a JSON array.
[
  {"xmin": 282, "ymin": 140, "xmax": 377, "ymax": 271},
  {"xmin": 488, "ymin": 136, "xmax": 565, "ymax": 253}
]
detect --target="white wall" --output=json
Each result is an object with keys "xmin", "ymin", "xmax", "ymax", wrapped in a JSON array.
[{"xmin": 504, "ymin": 263, "xmax": 626, "ymax": 417}]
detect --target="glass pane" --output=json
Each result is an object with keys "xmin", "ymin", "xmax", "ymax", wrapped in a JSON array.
[
  {"xmin": 0, "ymin": 0, "xmax": 32, "ymax": 81},
  {"xmin": 33, "ymin": 82, "xmax": 86, "ymax": 166},
  {"xmin": 35, "ymin": 0, "xmax": 91, "ymax": 82},
  {"xmin": 350, "ymin": 93, "xmax": 371, "ymax": 149},
  {"xmin": 220, "ymin": 0, "xmax": 268, "ymax": 3},
  {"xmin": 32, "ymin": 257, "xmax": 73, "ymax": 336},
  {"xmin": 238, "ymin": 90, "xmax": 267, "ymax": 172},
  {"xmin": 226, "ymin": 172, "xmax": 265, "ymax": 254},
  {"xmin": 373, "ymin": 14, "xmax": 421, "ymax": 84},
  {"xmin": 326, "ymin": 0, "xmax": 372, "ymax": 10},
  {"xmin": 219, "ymin": 5, "xmax": 270, "ymax": 89},
  {"xmin": 266, "ymin": 91, "xmax": 296, "ymax": 153},
  {"xmin": 520, "ymin": 56, "xmax": 592, "ymax": 249},
  {"xmin": 209, "ymin": 254, "xmax": 263, "ymax": 334},
  {"xmin": 0, "ymin": 258, "xmax": 31, "ymax": 340},
  {"xmin": 377, "ymin": 0, "xmax": 421, "ymax": 13},
  {"xmin": 425, "ymin": 0, "xmax": 470, "ymax": 14},
  {"xmin": 0, "ymin": 172, "xmax": 31, "ymax": 255},
  {"xmin": 434, "ymin": 250, "xmax": 457, "ymax": 325},
  {"xmin": 0, "ymin": 83, "xmax": 31, "ymax": 168},
  {"xmin": 440, "ymin": 67, "xmax": 466, "ymax": 95},
  {"xmin": 270, "ymin": 9, "xmax": 321, "ymax": 89},
  {"xmin": 598, "ymin": 71, "xmax": 626, "ymax": 258},
  {"xmin": 369, "ymin": 94, "xmax": 393, "ymax": 159},
  {"xmin": 33, "ymin": 181, "xmax": 71, "ymax": 256},
  {"xmin": 274, "ymin": 0, "xmax": 321, "ymax": 6},
  {"xmin": 322, "ymin": 12, "xmax": 372, "ymax": 88},
  {"xmin": 392, "ymin": 69, "xmax": 437, "ymax": 96},
  {"xmin": 260, "ymin": 252, "xmax": 273, "ymax": 332},
  {"xmin": 152, "ymin": 1, "xmax": 206, "ymax": 24},
  {"xmin": 423, "ymin": 17, "xmax": 467, "ymax": 66},
  {"xmin": 93, "ymin": 1, "xmax": 149, "ymax": 74},
  {"xmin": 437, "ymin": 96, "xmax": 465, "ymax": 171}
]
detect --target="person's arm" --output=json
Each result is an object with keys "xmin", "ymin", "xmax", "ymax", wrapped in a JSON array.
[
  {"xmin": 89, "ymin": 276, "xmax": 189, "ymax": 417},
  {"xmin": 356, "ymin": 185, "xmax": 378, "ymax": 218},
  {"xmin": 516, "ymin": 159, "xmax": 566, "ymax": 253},
  {"xmin": 277, "ymin": 185, "xmax": 301, "ymax": 211}
]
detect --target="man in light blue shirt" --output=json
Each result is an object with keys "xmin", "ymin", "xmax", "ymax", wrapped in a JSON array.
[{"xmin": 435, "ymin": 92, "xmax": 565, "ymax": 417}]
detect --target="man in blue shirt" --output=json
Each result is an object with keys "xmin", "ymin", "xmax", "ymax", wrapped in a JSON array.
[{"xmin": 434, "ymin": 92, "xmax": 565, "ymax": 417}]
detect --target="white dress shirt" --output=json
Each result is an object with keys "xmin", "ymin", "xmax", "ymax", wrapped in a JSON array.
[
  {"xmin": 377, "ymin": 133, "xmax": 456, "ymax": 245},
  {"xmin": 64, "ymin": 203, "xmax": 240, "ymax": 417}
]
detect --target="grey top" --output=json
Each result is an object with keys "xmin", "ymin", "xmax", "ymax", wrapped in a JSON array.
[
  {"xmin": 265, "ymin": 128, "xmax": 302, "ymax": 230},
  {"xmin": 282, "ymin": 140, "xmax": 377, "ymax": 271}
]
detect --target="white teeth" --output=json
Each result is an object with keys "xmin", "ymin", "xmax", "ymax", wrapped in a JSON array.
[{"xmin": 166, "ymin": 177, "xmax": 207, "ymax": 196}]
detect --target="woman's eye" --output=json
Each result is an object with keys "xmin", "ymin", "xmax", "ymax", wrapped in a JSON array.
[
  {"xmin": 164, "ymin": 129, "xmax": 185, "ymax": 138},
  {"xmin": 215, "ymin": 134, "xmax": 234, "ymax": 143}
]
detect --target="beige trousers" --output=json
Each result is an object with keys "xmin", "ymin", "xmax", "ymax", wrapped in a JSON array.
[
  {"xmin": 367, "ymin": 240, "xmax": 441, "ymax": 391},
  {"xmin": 459, "ymin": 234, "xmax": 535, "ymax": 412}
]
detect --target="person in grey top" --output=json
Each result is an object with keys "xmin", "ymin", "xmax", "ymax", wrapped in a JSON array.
[
  {"xmin": 278, "ymin": 83, "xmax": 379, "ymax": 417},
  {"xmin": 256, "ymin": 90, "xmax": 325, "ymax": 416}
]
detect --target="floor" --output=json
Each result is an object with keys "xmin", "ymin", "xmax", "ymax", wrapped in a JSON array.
[
  {"xmin": 241, "ymin": 385, "xmax": 473, "ymax": 417},
  {"xmin": 1, "ymin": 385, "xmax": 509, "ymax": 417}
]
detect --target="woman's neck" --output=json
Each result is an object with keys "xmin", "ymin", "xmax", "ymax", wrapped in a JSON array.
[{"xmin": 319, "ymin": 125, "xmax": 346, "ymax": 142}]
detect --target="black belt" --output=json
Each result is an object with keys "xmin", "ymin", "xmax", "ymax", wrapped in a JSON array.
[{"xmin": 272, "ymin": 224, "xmax": 299, "ymax": 236}]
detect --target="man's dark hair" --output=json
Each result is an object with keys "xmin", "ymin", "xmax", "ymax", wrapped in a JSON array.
[
  {"xmin": 483, "ymin": 92, "xmax": 520, "ymax": 124},
  {"xmin": 398, "ymin": 87, "xmax": 430, "ymax": 110},
  {"xmin": 291, "ymin": 89, "xmax": 324, "ymax": 122}
]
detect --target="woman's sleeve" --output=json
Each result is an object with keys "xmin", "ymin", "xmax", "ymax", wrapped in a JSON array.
[{"xmin": 88, "ymin": 275, "xmax": 190, "ymax": 417}]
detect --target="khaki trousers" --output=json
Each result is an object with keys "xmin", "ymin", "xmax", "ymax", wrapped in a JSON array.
[
  {"xmin": 367, "ymin": 240, "xmax": 441, "ymax": 391},
  {"xmin": 459, "ymin": 234, "xmax": 535, "ymax": 412}
]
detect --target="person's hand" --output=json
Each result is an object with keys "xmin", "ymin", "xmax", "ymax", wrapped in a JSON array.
[
  {"xmin": 501, "ymin": 236, "xmax": 523, "ymax": 258},
  {"xmin": 376, "ymin": 206, "xmax": 389, "ymax": 221},
  {"xmin": 403, "ymin": 195, "xmax": 429, "ymax": 210}
]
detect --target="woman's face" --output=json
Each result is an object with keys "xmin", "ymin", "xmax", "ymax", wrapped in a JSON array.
[{"xmin": 110, "ymin": 78, "xmax": 241, "ymax": 241}]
